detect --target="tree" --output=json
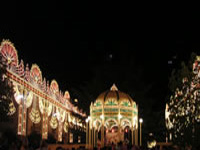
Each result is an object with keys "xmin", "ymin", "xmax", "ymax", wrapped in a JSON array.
[
  {"xmin": 166, "ymin": 55, "xmax": 200, "ymax": 147},
  {"xmin": 0, "ymin": 53, "xmax": 14, "ymax": 122},
  {"xmin": 168, "ymin": 52, "xmax": 196, "ymax": 93}
]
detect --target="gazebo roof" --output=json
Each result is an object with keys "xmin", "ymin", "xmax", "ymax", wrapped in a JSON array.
[{"xmin": 94, "ymin": 84, "xmax": 135, "ymax": 106}]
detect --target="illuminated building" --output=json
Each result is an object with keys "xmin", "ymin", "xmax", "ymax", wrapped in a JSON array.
[
  {"xmin": 0, "ymin": 39, "xmax": 86, "ymax": 143},
  {"xmin": 86, "ymin": 84, "xmax": 139, "ymax": 149}
]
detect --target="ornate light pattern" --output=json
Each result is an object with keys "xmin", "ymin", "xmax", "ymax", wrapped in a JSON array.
[
  {"xmin": 42, "ymin": 111, "xmax": 48, "ymax": 139},
  {"xmin": 47, "ymin": 102, "xmax": 53, "ymax": 116},
  {"xmin": 0, "ymin": 40, "xmax": 18, "ymax": 66},
  {"xmin": 50, "ymin": 80, "xmax": 59, "ymax": 94},
  {"xmin": 29, "ymin": 108, "xmax": 41, "ymax": 124},
  {"xmin": 64, "ymin": 120, "xmax": 69, "ymax": 133},
  {"xmin": 50, "ymin": 106, "xmax": 58, "ymax": 129},
  {"xmin": 50, "ymin": 115, "xmax": 58, "ymax": 129},
  {"xmin": 42, "ymin": 100, "xmax": 48, "ymax": 139},
  {"xmin": 166, "ymin": 56, "xmax": 200, "ymax": 143},
  {"xmin": 13, "ymin": 83, "xmax": 22, "ymax": 104},
  {"xmin": 56, "ymin": 107, "xmax": 65, "ymax": 122},
  {"xmin": 39, "ymin": 98, "xmax": 45, "ymax": 114},
  {"xmin": 8, "ymin": 101, "xmax": 16, "ymax": 115},
  {"xmin": 30, "ymin": 64, "xmax": 42, "ymax": 84},
  {"xmin": 0, "ymin": 39, "xmax": 86, "ymax": 141},
  {"xmin": 58, "ymin": 122, "xmax": 63, "ymax": 141},
  {"xmin": 90, "ymin": 84, "xmax": 139, "ymax": 147},
  {"xmin": 25, "ymin": 90, "xmax": 33, "ymax": 108},
  {"xmin": 29, "ymin": 95, "xmax": 41, "ymax": 124}
]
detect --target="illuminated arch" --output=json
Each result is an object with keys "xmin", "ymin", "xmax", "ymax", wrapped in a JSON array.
[
  {"xmin": 64, "ymin": 91, "xmax": 70, "ymax": 100},
  {"xmin": 0, "ymin": 40, "xmax": 18, "ymax": 66},
  {"xmin": 121, "ymin": 118, "xmax": 132, "ymax": 129},
  {"xmin": 93, "ymin": 119, "xmax": 102, "ymax": 131},
  {"xmin": 105, "ymin": 118, "xmax": 118, "ymax": 130},
  {"xmin": 50, "ymin": 80, "xmax": 59, "ymax": 94},
  {"xmin": 30, "ymin": 64, "xmax": 42, "ymax": 84}
]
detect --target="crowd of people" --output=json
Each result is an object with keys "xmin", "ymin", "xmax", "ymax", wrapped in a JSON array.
[{"xmin": 0, "ymin": 130, "xmax": 48, "ymax": 150}]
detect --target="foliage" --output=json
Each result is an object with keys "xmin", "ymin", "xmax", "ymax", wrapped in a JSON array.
[
  {"xmin": 0, "ymin": 53, "xmax": 15, "ymax": 122},
  {"xmin": 167, "ymin": 54, "xmax": 200, "ymax": 147},
  {"xmin": 168, "ymin": 52, "xmax": 196, "ymax": 93}
]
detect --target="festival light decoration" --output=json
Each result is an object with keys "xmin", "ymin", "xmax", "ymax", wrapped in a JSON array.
[
  {"xmin": 50, "ymin": 106, "xmax": 58, "ymax": 129},
  {"xmin": 29, "ymin": 95, "xmax": 41, "ymax": 124},
  {"xmin": 0, "ymin": 39, "xmax": 86, "ymax": 142},
  {"xmin": 166, "ymin": 56, "xmax": 200, "ymax": 144},
  {"xmin": 8, "ymin": 101, "xmax": 16, "ymax": 115},
  {"xmin": 0, "ymin": 40, "xmax": 18, "ymax": 66},
  {"xmin": 88, "ymin": 84, "xmax": 139, "ymax": 148}
]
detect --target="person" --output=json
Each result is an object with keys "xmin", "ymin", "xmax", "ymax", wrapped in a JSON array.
[
  {"xmin": 20, "ymin": 138, "xmax": 29, "ymax": 150},
  {"xmin": 40, "ymin": 140, "xmax": 48, "ymax": 150},
  {"xmin": 111, "ymin": 142, "xmax": 115, "ymax": 150},
  {"xmin": 122, "ymin": 141, "xmax": 127, "ymax": 150},
  {"xmin": 131, "ymin": 144, "xmax": 136, "ymax": 150},
  {"xmin": 56, "ymin": 146, "xmax": 64, "ymax": 150},
  {"xmin": 9, "ymin": 141, "xmax": 18, "ymax": 150}
]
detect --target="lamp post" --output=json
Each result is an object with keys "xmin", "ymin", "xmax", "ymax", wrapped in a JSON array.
[
  {"xmin": 139, "ymin": 118, "xmax": 143, "ymax": 147},
  {"xmin": 88, "ymin": 116, "xmax": 91, "ymax": 149},
  {"xmin": 86, "ymin": 118, "xmax": 89, "ymax": 149}
]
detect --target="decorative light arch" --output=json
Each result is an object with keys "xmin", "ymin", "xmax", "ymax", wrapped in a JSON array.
[
  {"xmin": 105, "ymin": 118, "xmax": 118, "ymax": 130},
  {"xmin": 50, "ymin": 79, "xmax": 59, "ymax": 94},
  {"xmin": 30, "ymin": 64, "xmax": 42, "ymax": 84},
  {"xmin": 64, "ymin": 91, "xmax": 70, "ymax": 100},
  {"xmin": 1, "ymin": 39, "xmax": 87, "ymax": 142},
  {"xmin": 121, "ymin": 118, "xmax": 132, "ymax": 129},
  {"xmin": 0, "ymin": 39, "xmax": 18, "ymax": 66},
  {"xmin": 93, "ymin": 119, "xmax": 102, "ymax": 131}
]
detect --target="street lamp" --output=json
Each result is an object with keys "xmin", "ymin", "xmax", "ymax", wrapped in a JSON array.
[
  {"xmin": 86, "ymin": 116, "xmax": 91, "ymax": 149},
  {"xmin": 86, "ymin": 118, "xmax": 89, "ymax": 149},
  {"xmin": 139, "ymin": 118, "xmax": 143, "ymax": 147}
]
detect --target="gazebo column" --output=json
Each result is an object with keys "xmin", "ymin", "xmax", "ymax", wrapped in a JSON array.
[
  {"xmin": 91, "ymin": 125, "xmax": 94, "ymax": 149},
  {"xmin": 89, "ymin": 121, "xmax": 91, "ymax": 149},
  {"xmin": 101, "ymin": 122, "xmax": 104, "ymax": 147},
  {"xmin": 131, "ymin": 127, "xmax": 134, "ymax": 145},
  {"xmin": 101, "ymin": 103, "xmax": 105, "ymax": 148},
  {"xmin": 94, "ymin": 128, "xmax": 97, "ymax": 148}
]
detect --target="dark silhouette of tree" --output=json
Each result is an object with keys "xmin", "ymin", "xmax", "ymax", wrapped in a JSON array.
[
  {"xmin": 0, "ymin": 53, "xmax": 15, "ymax": 122},
  {"xmin": 168, "ymin": 52, "xmax": 196, "ymax": 93},
  {"xmin": 167, "ymin": 53, "xmax": 200, "ymax": 148}
]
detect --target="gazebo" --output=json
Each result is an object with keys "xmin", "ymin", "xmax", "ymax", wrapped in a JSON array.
[{"xmin": 86, "ymin": 84, "xmax": 139, "ymax": 149}]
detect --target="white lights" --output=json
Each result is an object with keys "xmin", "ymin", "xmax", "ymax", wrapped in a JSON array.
[
  {"xmin": 100, "ymin": 114, "xmax": 104, "ymax": 119},
  {"xmin": 118, "ymin": 114, "xmax": 122, "ymax": 119},
  {"xmin": 86, "ymin": 116, "xmax": 91, "ymax": 123},
  {"xmin": 16, "ymin": 94, "xmax": 23, "ymax": 101},
  {"xmin": 139, "ymin": 118, "xmax": 143, "ymax": 123}
]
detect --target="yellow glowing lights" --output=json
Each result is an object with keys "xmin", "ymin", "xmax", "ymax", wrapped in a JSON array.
[
  {"xmin": 29, "ymin": 108, "xmax": 41, "ymax": 124},
  {"xmin": 50, "ymin": 116, "xmax": 58, "ymax": 129}
]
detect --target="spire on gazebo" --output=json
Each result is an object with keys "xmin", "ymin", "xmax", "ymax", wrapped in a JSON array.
[{"xmin": 110, "ymin": 83, "xmax": 118, "ymax": 91}]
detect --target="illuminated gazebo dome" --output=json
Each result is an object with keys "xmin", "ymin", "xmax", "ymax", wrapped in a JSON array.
[{"xmin": 87, "ymin": 84, "xmax": 139, "ymax": 148}]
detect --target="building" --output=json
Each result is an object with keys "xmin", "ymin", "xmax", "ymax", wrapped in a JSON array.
[
  {"xmin": 86, "ymin": 84, "xmax": 139, "ymax": 148},
  {"xmin": 0, "ymin": 39, "xmax": 86, "ymax": 143}
]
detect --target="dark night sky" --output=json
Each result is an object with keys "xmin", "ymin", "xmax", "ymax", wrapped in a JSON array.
[{"xmin": 1, "ymin": 2, "xmax": 200, "ymax": 133}]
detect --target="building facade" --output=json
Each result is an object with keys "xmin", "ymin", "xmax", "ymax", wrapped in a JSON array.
[{"xmin": 0, "ymin": 39, "xmax": 86, "ymax": 143}]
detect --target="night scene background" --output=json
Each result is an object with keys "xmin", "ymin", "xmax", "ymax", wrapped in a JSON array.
[{"xmin": 1, "ymin": 2, "xmax": 200, "ymax": 141}]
